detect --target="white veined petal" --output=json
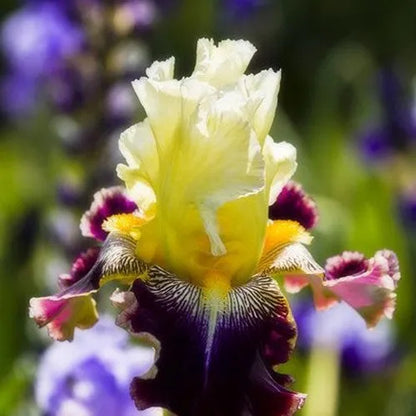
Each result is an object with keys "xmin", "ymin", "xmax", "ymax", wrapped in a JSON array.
[{"xmin": 263, "ymin": 136, "xmax": 297, "ymax": 205}]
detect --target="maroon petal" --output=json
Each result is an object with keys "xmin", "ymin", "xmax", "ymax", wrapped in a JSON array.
[
  {"xmin": 115, "ymin": 268, "xmax": 305, "ymax": 416},
  {"xmin": 80, "ymin": 186, "xmax": 138, "ymax": 241},
  {"xmin": 269, "ymin": 181, "xmax": 319, "ymax": 230}
]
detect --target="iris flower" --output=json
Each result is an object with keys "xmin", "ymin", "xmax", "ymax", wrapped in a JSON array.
[{"xmin": 30, "ymin": 39, "xmax": 400, "ymax": 416}]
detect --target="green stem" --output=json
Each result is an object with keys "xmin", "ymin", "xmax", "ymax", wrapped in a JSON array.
[{"xmin": 303, "ymin": 343, "xmax": 340, "ymax": 416}]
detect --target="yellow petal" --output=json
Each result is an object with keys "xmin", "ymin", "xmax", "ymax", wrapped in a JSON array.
[{"xmin": 257, "ymin": 220, "xmax": 313, "ymax": 273}]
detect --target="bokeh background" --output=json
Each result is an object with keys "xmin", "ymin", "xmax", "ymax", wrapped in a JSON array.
[{"xmin": 1, "ymin": 0, "xmax": 416, "ymax": 415}]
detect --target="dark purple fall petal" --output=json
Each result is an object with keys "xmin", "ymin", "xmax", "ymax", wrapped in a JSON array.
[
  {"xmin": 115, "ymin": 268, "xmax": 305, "ymax": 416},
  {"xmin": 80, "ymin": 187, "xmax": 138, "ymax": 241},
  {"xmin": 269, "ymin": 182, "xmax": 318, "ymax": 230}
]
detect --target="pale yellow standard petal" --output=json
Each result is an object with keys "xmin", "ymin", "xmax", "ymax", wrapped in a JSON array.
[{"xmin": 118, "ymin": 38, "xmax": 299, "ymax": 290}]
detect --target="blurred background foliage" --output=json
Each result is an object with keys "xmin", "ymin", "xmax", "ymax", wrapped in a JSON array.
[{"xmin": 0, "ymin": 0, "xmax": 416, "ymax": 415}]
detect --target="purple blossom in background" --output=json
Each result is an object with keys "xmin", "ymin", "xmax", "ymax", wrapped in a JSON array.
[
  {"xmin": 36, "ymin": 316, "xmax": 162, "ymax": 416},
  {"xmin": 226, "ymin": 0, "xmax": 265, "ymax": 16},
  {"xmin": 0, "ymin": 2, "xmax": 83, "ymax": 116},
  {"xmin": 293, "ymin": 301, "xmax": 396, "ymax": 373},
  {"xmin": 360, "ymin": 68, "xmax": 416, "ymax": 162},
  {"xmin": 398, "ymin": 188, "xmax": 416, "ymax": 229},
  {"xmin": 1, "ymin": 3, "xmax": 83, "ymax": 78},
  {"xmin": 0, "ymin": 74, "xmax": 37, "ymax": 116}
]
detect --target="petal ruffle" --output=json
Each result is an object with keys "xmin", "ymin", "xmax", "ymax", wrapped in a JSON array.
[{"xmin": 115, "ymin": 267, "xmax": 305, "ymax": 416}]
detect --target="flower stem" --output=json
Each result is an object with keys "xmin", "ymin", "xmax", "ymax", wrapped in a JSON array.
[{"xmin": 303, "ymin": 343, "xmax": 340, "ymax": 416}]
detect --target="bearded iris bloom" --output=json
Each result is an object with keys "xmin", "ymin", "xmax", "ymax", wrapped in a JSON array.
[{"xmin": 30, "ymin": 39, "xmax": 400, "ymax": 416}]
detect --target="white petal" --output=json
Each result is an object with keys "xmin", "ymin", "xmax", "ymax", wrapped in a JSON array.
[
  {"xmin": 145, "ymin": 57, "xmax": 175, "ymax": 81},
  {"xmin": 263, "ymin": 136, "xmax": 297, "ymax": 205},
  {"xmin": 238, "ymin": 69, "xmax": 281, "ymax": 145},
  {"xmin": 192, "ymin": 38, "xmax": 256, "ymax": 87}
]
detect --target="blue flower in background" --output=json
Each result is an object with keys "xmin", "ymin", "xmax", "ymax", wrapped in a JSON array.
[
  {"xmin": 293, "ymin": 300, "xmax": 396, "ymax": 374},
  {"xmin": 35, "ymin": 316, "xmax": 162, "ymax": 416}
]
